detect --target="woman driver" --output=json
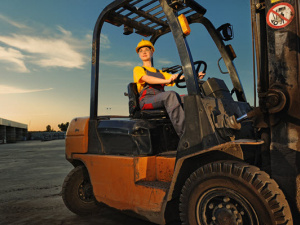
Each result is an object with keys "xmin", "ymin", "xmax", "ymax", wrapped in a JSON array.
[{"xmin": 133, "ymin": 39, "xmax": 205, "ymax": 137}]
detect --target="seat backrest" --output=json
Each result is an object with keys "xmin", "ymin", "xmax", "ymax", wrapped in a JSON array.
[
  {"xmin": 127, "ymin": 82, "xmax": 168, "ymax": 119},
  {"xmin": 127, "ymin": 83, "xmax": 140, "ymax": 117}
]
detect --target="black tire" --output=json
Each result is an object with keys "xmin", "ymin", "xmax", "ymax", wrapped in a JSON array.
[
  {"xmin": 179, "ymin": 161, "xmax": 293, "ymax": 225},
  {"xmin": 62, "ymin": 165, "xmax": 100, "ymax": 215}
]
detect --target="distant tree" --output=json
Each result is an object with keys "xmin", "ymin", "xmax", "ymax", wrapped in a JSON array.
[
  {"xmin": 46, "ymin": 125, "xmax": 52, "ymax": 132},
  {"xmin": 58, "ymin": 122, "xmax": 69, "ymax": 132}
]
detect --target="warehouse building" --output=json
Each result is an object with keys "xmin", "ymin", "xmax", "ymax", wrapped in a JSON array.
[{"xmin": 0, "ymin": 118, "xmax": 28, "ymax": 143}]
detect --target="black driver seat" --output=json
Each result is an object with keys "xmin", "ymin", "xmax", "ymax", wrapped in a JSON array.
[{"xmin": 127, "ymin": 83, "xmax": 168, "ymax": 119}]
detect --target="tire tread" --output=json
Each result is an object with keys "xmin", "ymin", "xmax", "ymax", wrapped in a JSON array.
[
  {"xmin": 62, "ymin": 165, "xmax": 101, "ymax": 216},
  {"xmin": 179, "ymin": 162, "xmax": 293, "ymax": 225}
]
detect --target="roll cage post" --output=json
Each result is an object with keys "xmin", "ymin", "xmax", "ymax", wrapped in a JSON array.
[
  {"xmin": 192, "ymin": 16, "xmax": 247, "ymax": 102},
  {"xmin": 158, "ymin": 0, "xmax": 201, "ymax": 96},
  {"xmin": 151, "ymin": 15, "xmax": 247, "ymax": 102},
  {"xmin": 90, "ymin": 0, "xmax": 131, "ymax": 121}
]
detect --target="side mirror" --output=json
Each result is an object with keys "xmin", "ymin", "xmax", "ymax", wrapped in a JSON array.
[{"xmin": 217, "ymin": 23, "xmax": 234, "ymax": 41}]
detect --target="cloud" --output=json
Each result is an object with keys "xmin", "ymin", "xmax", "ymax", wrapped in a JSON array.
[
  {"xmin": 100, "ymin": 34, "xmax": 111, "ymax": 49},
  {"xmin": 57, "ymin": 26, "xmax": 72, "ymax": 37},
  {"xmin": 0, "ymin": 46, "xmax": 29, "ymax": 72},
  {"xmin": 157, "ymin": 59, "xmax": 173, "ymax": 65},
  {"xmin": 100, "ymin": 59, "xmax": 137, "ymax": 68},
  {"xmin": 0, "ymin": 33, "xmax": 85, "ymax": 69},
  {"xmin": 0, "ymin": 14, "xmax": 28, "ymax": 29},
  {"xmin": 0, "ymin": 15, "xmax": 111, "ymax": 72},
  {"xmin": 84, "ymin": 33, "xmax": 111, "ymax": 49},
  {"xmin": 0, "ymin": 85, "xmax": 53, "ymax": 94}
]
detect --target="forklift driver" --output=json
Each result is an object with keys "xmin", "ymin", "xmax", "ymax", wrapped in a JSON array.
[{"xmin": 133, "ymin": 39, "xmax": 205, "ymax": 137}]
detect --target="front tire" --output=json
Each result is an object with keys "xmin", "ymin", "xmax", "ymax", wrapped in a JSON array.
[
  {"xmin": 179, "ymin": 161, "xmax": 293, "ymax": 225},
  {"xmin": 62, "ymin": 165, "xmax": 100, "ymax": 215}
]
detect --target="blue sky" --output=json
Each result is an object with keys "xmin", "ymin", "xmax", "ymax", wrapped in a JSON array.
[{"xmin": 0, "ymin": 0, "xmax": 254, "ymax": 131}]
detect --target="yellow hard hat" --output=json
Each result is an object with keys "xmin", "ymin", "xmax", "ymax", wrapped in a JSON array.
[{"xmin": 136, "ymin": 39, "xmax": 155, "ymax": 53}]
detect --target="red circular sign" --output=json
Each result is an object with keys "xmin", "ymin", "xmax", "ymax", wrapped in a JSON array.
[{"xmin": 266, "ymin": 3, "xmax": 295, "ymax": 29}]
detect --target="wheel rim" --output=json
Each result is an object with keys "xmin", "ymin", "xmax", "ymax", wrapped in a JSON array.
[
  {"xmin": 196, "ymin": 188, "xmax": 259, "ymax": 225},
  {"xmin": 77, "ymin": 180, "xmax": 94, "ymax": 203}
]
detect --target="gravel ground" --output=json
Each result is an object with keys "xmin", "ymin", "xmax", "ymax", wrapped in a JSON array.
[{"xmin": 0, "ymin": 140, "xmax": 155, "ymax": 225}]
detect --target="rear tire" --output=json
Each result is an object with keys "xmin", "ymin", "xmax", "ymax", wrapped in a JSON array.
[
  {"xmin": 62, "ymin": 165, "xmax": 100, "ymax": 215},
  {"xmin": 179, "ymin": 161, "xmax": 293, "ymax": 225}
]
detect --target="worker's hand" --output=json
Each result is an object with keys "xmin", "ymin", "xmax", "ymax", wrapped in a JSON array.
[
  {"xmin": 172, "ymin": 72, "xmax": 205, "ymax": 81},
  {"xmin": 168, "ymin": 74, "xmax": 178, "ymax": 83},
  {"xmin": 198, "ymin": 71, "xmax": 205, "ymax": 79}
]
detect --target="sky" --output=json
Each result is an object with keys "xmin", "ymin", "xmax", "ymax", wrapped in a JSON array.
[{"xmin": 0, "ymin": 0, "xmax": 254, "ymax": 131}]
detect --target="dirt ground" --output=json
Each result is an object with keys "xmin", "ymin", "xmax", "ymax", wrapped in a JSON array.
[{"xmin": 0, "ymin": 140, "xmax": 155, "ymax": 225}]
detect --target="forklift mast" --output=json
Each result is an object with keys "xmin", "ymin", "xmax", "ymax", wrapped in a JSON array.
[{"xmin": 251, "ymin": 0, "xmax": 300, "ymax": 219}]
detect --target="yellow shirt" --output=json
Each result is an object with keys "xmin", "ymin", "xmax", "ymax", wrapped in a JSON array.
[{"xmin": 133, "ymin": 66, "xmax": 174, "ymax": 93}]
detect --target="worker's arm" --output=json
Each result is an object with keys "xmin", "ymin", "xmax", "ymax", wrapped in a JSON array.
[
  {"xmin": 140, "ymin": 74, "xmax": 177, "ymax": 84},
  {"xmin": 180, "ymin": 71, "xmax": 206, "ymax": 80}
]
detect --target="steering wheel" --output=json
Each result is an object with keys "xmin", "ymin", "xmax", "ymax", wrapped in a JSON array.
[{"xmin": 175, "ymin": 61, "xmax": 207, "ymax": 88}]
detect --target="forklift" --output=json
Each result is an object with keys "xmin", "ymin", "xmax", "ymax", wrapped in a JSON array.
[{"xmin": 62, "ymin": 0, "xmax": 299, "ymax": 224}]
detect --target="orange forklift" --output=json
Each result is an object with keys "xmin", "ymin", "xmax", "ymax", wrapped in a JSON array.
[{"xmin": 62, "ymin": 0, "xmax": 299, "ymax": 224}]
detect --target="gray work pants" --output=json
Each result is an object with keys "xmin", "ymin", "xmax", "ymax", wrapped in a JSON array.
[{"xmin": 140, "ymin": 91, "xmax": 185, "ymax": 137}]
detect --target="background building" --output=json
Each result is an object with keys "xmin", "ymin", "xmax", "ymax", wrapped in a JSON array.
[{"xmin": 0, "ymin": 118, "xmax": 28, "ymax": 143}]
